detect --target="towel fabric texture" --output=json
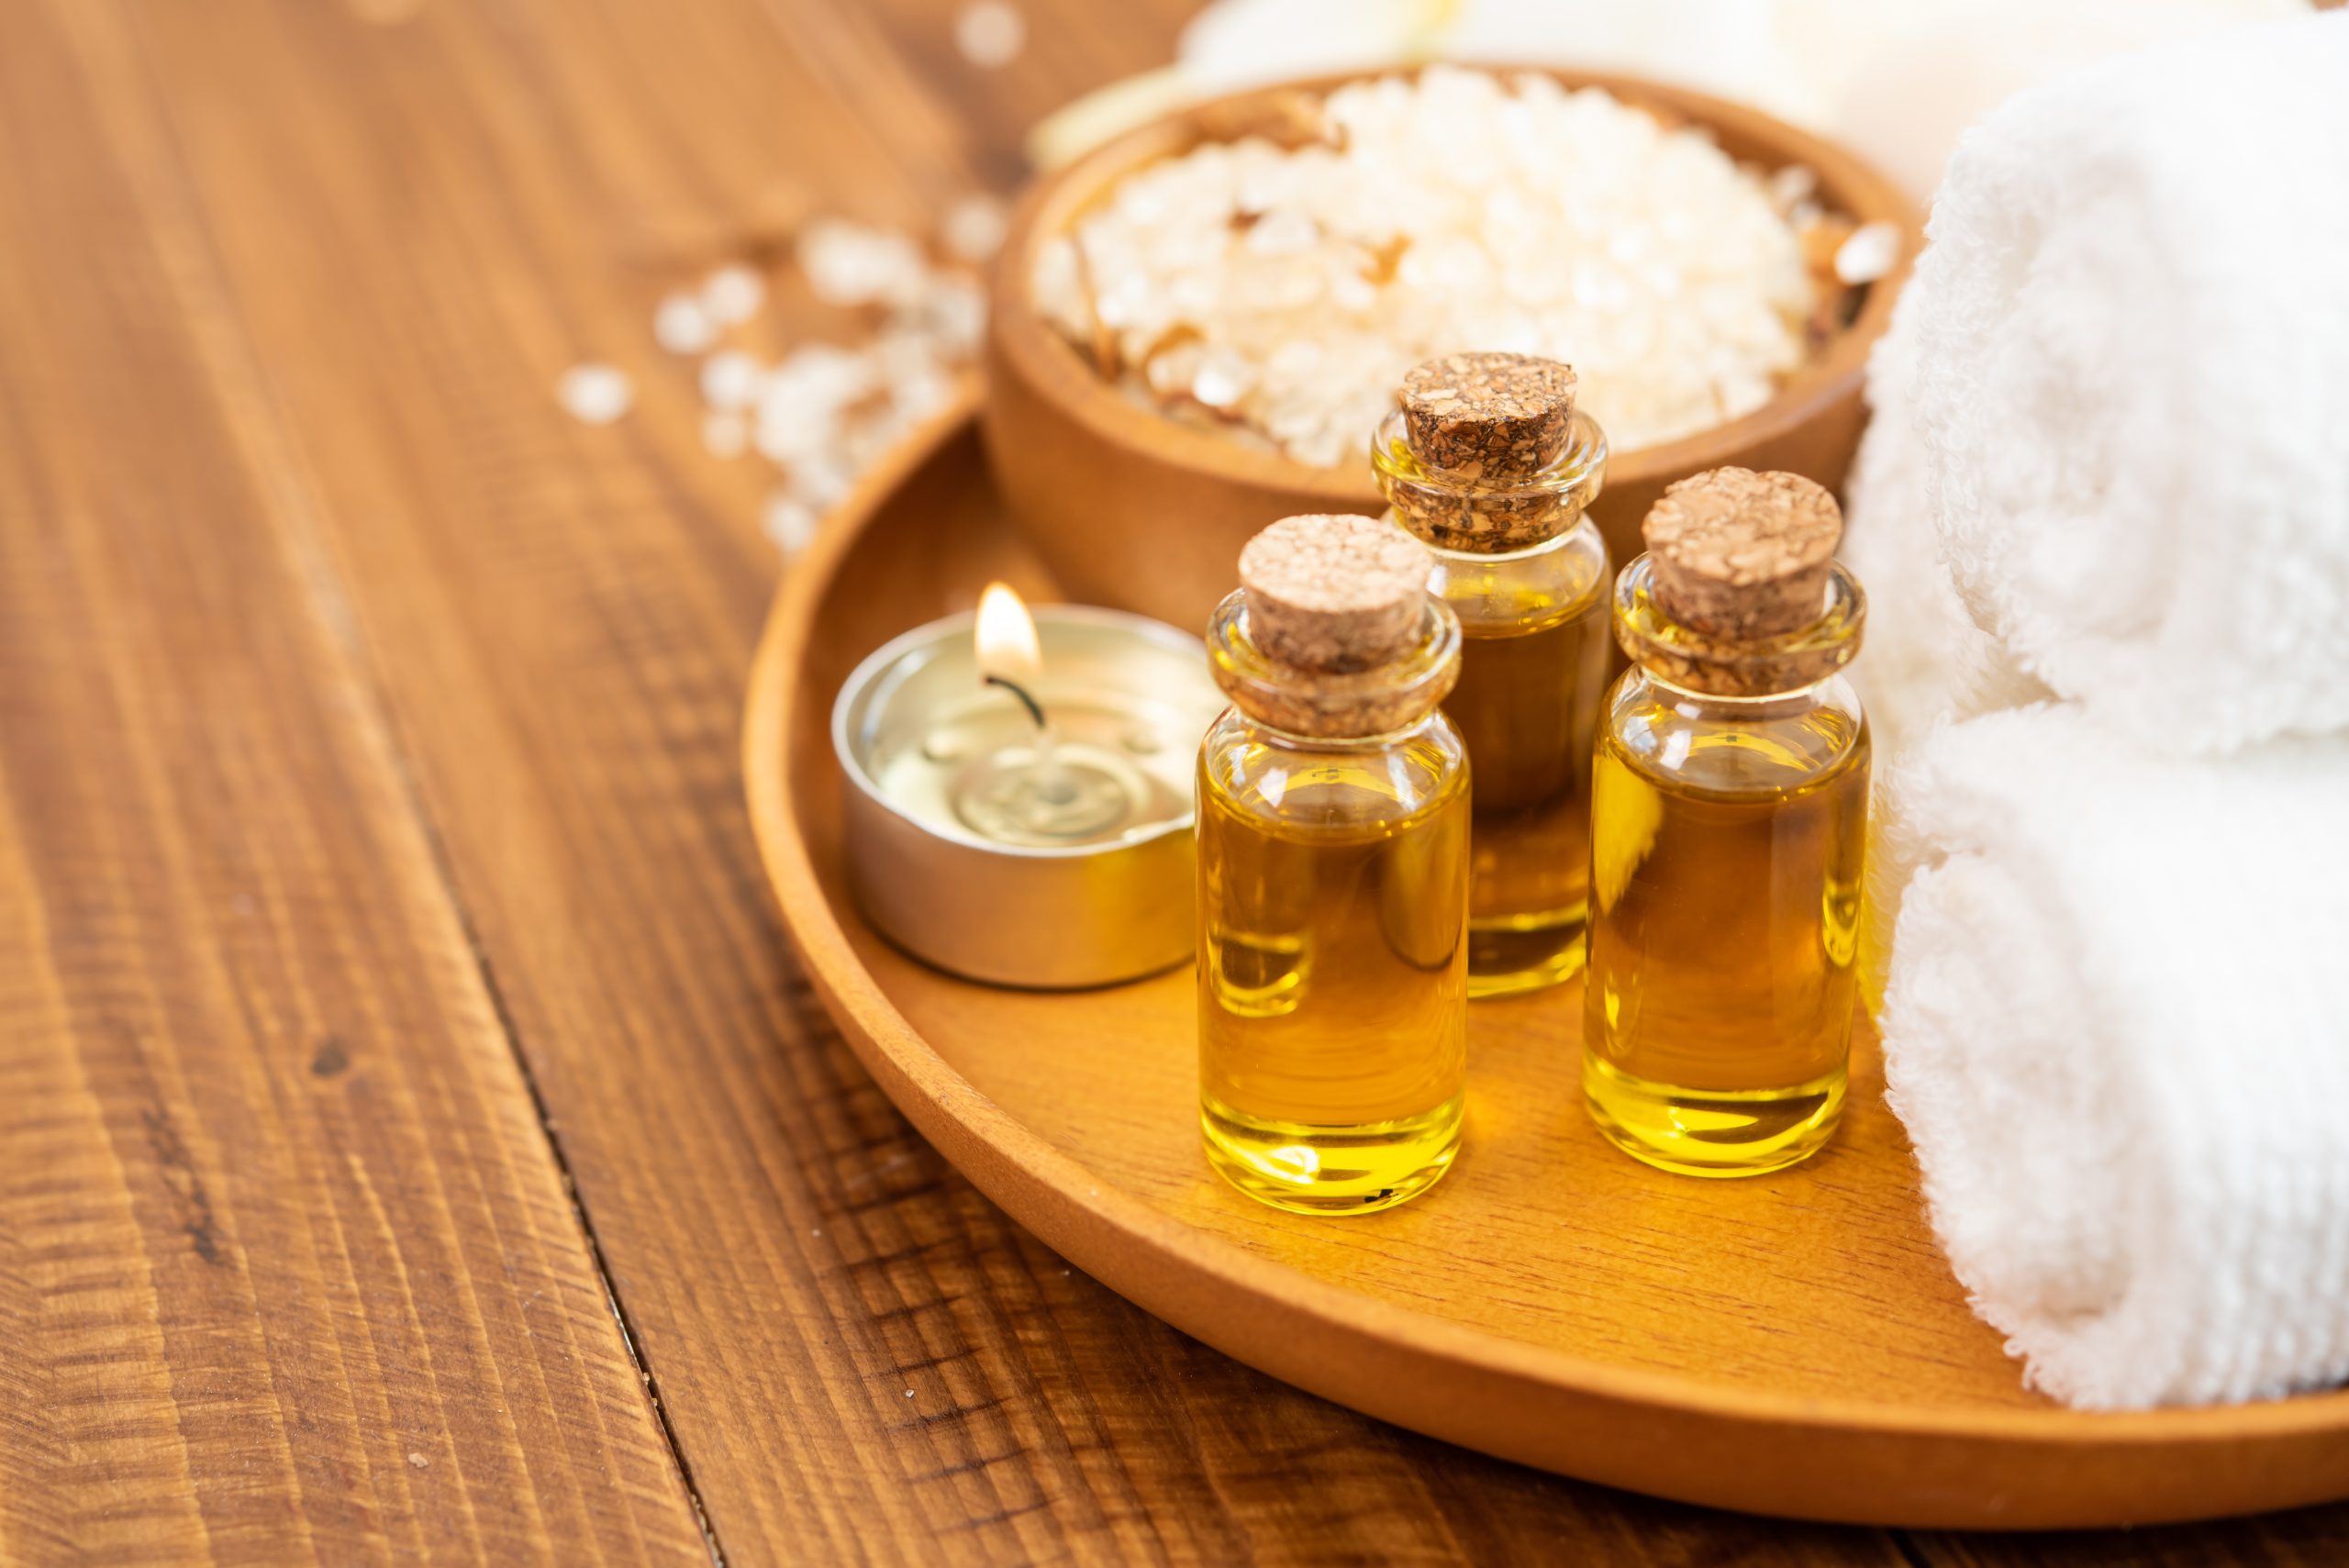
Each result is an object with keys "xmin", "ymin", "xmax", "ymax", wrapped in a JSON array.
[
  {"xmin": 1882, "ymin": 711, "xmax": 2349, "ymax": 1409},
  {"xmin": 1854, "ymin": 13, "xmax": 2349, "ymax": 1408},
  {"xmin": 1846, "ymin": 10, "xmax": 2349, "ymax": 760}
]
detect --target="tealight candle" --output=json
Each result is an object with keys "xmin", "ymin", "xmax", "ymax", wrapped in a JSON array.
[{"xmin": 832, "ymin": 583, "xmax": 1223, "ymax": 987}]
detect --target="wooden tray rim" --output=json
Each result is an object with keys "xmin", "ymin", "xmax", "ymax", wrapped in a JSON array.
[{"xmin": 740, "ymin": 392, "xmax": 2349, "ymax": 1522}]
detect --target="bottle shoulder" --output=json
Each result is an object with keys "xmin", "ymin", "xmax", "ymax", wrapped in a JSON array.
[
  {"xmin": 1199, "ymin": 707, "xmax": 1468, "ymax": 838},
  {"xmin": 1385, "ymin": 508, "xmax": 1609, "ymax": 636},
  {"xmin": 1600, "ymin": 672, "xmax": 1869, "ymax": 799}
]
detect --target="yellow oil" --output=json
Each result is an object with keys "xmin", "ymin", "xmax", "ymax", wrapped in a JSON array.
[
  {"xmin": 1197, "ymin": 735, "xmax": 1469, "ymax": 1214},
  {"xmin": 1582, "ymin": 696, "xmax": 1869, "ymax": 1176},
  {"xmin": 1445, "ymin": 586, "xmax": 1610, "ymax": 998}
]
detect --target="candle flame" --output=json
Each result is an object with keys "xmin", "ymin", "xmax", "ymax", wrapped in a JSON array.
[{"xmin": 974, "ymin": 582, "xmax": 1041, "ymax": 684}]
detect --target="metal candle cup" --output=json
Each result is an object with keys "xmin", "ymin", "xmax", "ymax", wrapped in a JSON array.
[{"xmin": 832, "ymin": 596, "xmax": 1224, "ymax": 988}]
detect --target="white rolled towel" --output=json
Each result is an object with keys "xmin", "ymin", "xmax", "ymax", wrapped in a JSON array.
[
  {"xmin": 1881, "ymin": 707, "xmax": 2349, "ymax": 1408},
  {"xmin": 1881, "ymin": 10, "xmax": 2349, "ymax": 757},
  {"xmin": 1842, "ymin": 288, "xmax": 2047, "ymax": 769}
]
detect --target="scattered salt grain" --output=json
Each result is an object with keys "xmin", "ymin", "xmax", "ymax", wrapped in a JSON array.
[
  {"xmin": 787, "ymin": 455, "xmax": 858, "ymax": 513},
  {"xmin": 954, "ymin": 1, "xmax": 1025, "ymax": 70},
  {"xmin": 800, "ymin": 218, "xmax": 930, "ymax": 309},
  {"xmin": 701, "ymin": 263, "xmax": 768, "ymax": 327},
  {"xmin": 901, "ymin": 275, "xmax": 987, "ymax": 359},
  {"xmin": 762, "ymin": 493, "xmax": 821, "ymax": 554},
  {"xmin": 556, "ymin": 363, "xmax": 633, "ymax": 425},
  {"xmin": 653, "ymin": 292, "xmax": 717, "ymax": 355},
  {"xmin": 653, "ymin": 206, "xmax": 989, "ymax": 557},
  {"xmin": 1833, "ymin": 220, "xmax": 1902, "ymax": 285},
  {"xmin": 760, "ymin": 343, "xmax": 878, "ymax": 434},
  {"xmin": 941, "ymin": 195, "xmax": 1009, "ymax": 265},
  {"xmin": 699, "ymin": 349, "xmax": 765, "ymax": 412}
]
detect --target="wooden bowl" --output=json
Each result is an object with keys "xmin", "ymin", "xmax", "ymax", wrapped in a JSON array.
[{"xmin": 984, "ymin": 67, "xmax": 1922, "ymax": 634}]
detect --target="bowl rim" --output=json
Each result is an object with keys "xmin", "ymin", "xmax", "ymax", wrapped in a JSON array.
[{"xmin": 988, "ymin": 62, "xmax": 1923, "ymax": 500}]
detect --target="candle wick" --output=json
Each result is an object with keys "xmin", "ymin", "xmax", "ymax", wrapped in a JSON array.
[
  {"xmin": 985, "ymin": 673, "xmax": 1078, "ymax": 804},
  {"xmin": 984, "ymin": 674, "xmax": 1048, "ymax": 730}
]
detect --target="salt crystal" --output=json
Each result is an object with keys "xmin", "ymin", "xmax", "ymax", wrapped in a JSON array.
[
  {"xmin": 1243, "ymin": 209, "xmax": 1319, "ymax": 256},
  {"xmin": 800, "ymin": 218, "xmax": 930, "ymax": 309},
  {"xmin": 700, "ymin": 350, "xmax": 765, "ymax": 412},
  {"xmin": 763, "ymin": 493, "xmax": 821, "ymax": 554},
  {"xmin": 1191, "ymin": 350, "xmax": 1251, "ymax": 410},
  {"xmin": 1768, "ymin": 163, "xmax": 1819, "ymax": 210},
  {"xmin": 905, "ymin": 276, "xmax": 986, "ymax": 359},
  {"xmin": 1030, "ymin": 237, "xmax": 1088, "ymax": 337},
  {"xmin": 753, "ymin": 419, "xmax": 808, "ymax": 467},
  {"xmin": 954, "ymin": 2, "xmax": 1024, "ymax": 70},
  {"xmin": 1330, "ymin": 272, "xmax": 1375, "ymax": 314},
  {"xmin": 790, "ymin": 457, "xmax": 857, "ymax": 512},
  {"xmin": 1144, "ymin": 340, "xmax": 1204, "ymax": 396},
  {"xmin": 1833, "ymin": 221, "xmax": 1902, "ymax": 286},
  {"xmin": 556, "ymin": 363, "xmax": 632, "ymax": 425},
  {"xmin": 889, "ymin": 368, "xmax": 956, "ymax": 426},
  {"xmin": 707, "ymin": 204, "xmax": 995, "ymax": 558},
  {"xmin": 701, "ymin": 263, "xmax": 767, "ymax": 327},
  {"xmin": 941, "ymin": 195, "xmax": 1008, "ymax": 265},
  {"xmin": 762, "ymin": 343, "xmax": 877, "ymax": 431},
  {"xmin": 653, "ymin": 293, "xmax": 716, "ymax": 355}
]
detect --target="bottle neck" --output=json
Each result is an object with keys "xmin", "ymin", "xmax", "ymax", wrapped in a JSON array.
[
  {"xmin": 1612, "ymin": 552, "xmax": 1866, "ymax": 699},
  {"xmin": 1369, "ymin": 406, "xmax": 1609, "ymax": 555},
  {"xmin": 1230, "ymin": 706, "xmax": 1454, "ymax": 753},
  {"xmin": 1623, "ymin": 668, "xmax": 1849, "ymax": 721},
  {"xmin": 1204, "ymin": 589, "xmax": 1462, "ymax": 742}
]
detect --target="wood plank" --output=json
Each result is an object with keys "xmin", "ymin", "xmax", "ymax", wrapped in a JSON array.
[
  {"xmin": 0, "ymin": 3, "xmax": 710, "ymax": 1562},
  {"xmin": 115, "ymin": 0, "xmax": 1904, "ymax": 1560},
  {"xmin": 1909, "ymin": 1504, "xmax": 2349, "ymax": 1568}
]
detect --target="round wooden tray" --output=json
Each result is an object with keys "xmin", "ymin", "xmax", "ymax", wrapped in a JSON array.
[{"xmin": 742, "ymin": 394, "xmax": 2349, "ymax": 1529}]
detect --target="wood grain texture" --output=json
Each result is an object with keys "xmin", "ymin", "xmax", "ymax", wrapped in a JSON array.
[
  {"xmin": 8, "ymin": 0, "xmax": 2339, "ymax": 1559},
  {"xmin": 0, "ymin": 2, "xmax": 707, "ymax": 1562},
  {"xmin": 106, "ymin": 0, "xmax": 1887, "ymax": 1559},
  {"xmin": 1912, "ymin": 1503, "xmax": 2349, "ymax": 1568}
]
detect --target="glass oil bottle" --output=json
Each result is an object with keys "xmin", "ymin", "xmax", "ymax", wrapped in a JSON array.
[
  {"xmin": 1371, "ymin": 353, "xmax": 1610, "ymax": 998},
  {"xmin": 1197, "ymin": 514, "xmax": 1471, "ymax": 1215},
  {"xmin": 1583, "ymin": 468, "xmax": 1870, "ymax": 1178}
]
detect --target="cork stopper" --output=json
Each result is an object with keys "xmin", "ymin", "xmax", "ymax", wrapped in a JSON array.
[
  {"xmin": 1643, "ymin": 468, "xmax": 1842, "ymax": 640},
  {"xmin": 1401, "ymin": 352, "xmax": 1577, "ymax": 482},
  {"xmin": 1219, "ymin": 515, "xmax": 1455, "ymax": 739},
  {"xmin": 1237, "ymin": 515, "xmax": 1431, "ymax": 673}
]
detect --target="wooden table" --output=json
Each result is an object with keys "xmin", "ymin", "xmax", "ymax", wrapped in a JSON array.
[{"xmin": 1, "ymin": 2, "xmax": 2340, "ymax": 1562}]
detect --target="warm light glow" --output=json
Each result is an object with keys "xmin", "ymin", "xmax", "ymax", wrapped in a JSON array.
[{"xmin": 974, "ymin": 582, "xmax": 1041, "ymax": 684}]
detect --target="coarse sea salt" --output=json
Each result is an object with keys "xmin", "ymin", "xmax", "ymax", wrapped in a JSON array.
[
  {"xmin": 954, "ymin": 1, "xmax": 1025, "ymax": 70},
  {"xmin": 941, "ymin": 195, "xmax": 1009, "ymax": 265},
  {"xmin": 1032, "ymin": 66, "xmax": 1843, "ymax": 465},
  {"xmin": 556, "ymin": 363, "xmax": 633, "ymax": 425},
  {"xmin": 635, "ymin": 211, "xmax": 994, "ymax": 554},
  {"xmin": 653, "ymin": 292, "xmax": 718, "ymax": 355},
  {"xmin": 701, "ymin": 263, "xmax": 768, "ymax": 327}
]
